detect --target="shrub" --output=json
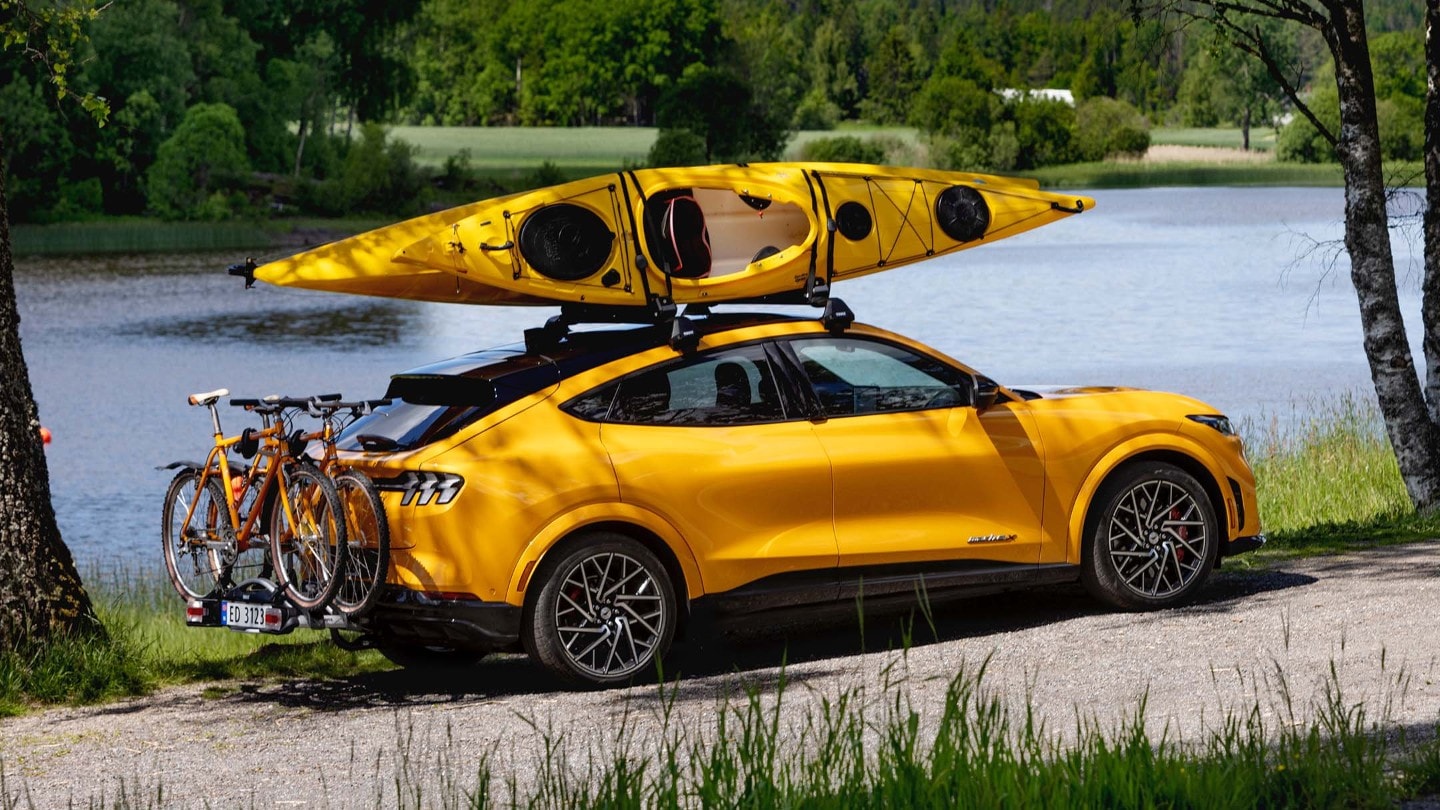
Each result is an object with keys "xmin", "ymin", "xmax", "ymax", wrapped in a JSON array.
[
  {"xmin": 799, "ymin": 135, "xmax": 886, "ymax": 164},
  {"xmin": 335, "ymin": 123, "xmax": 428, "ymax": 216},
  {"xmin": 792, "ymin": 87, "xmax": 841, "ymax": 130},
  {"xmin": 1277, "ymin": 87, "xmax": 1340, "ymax": 163},
  {"xmin": 1073, "ymin": 97, "xmax": 1150, "ymax": 162},
  {"xmin": 648, "ymin": 128, "xmax": 708, "ymax": 167},
  {"xmin": 145, "ymin": 103, "xmax": 251, "ymax": 220},
  {"xmin": 1011, "ymin": 97, "xmax": 1076, "ymax": 169}
]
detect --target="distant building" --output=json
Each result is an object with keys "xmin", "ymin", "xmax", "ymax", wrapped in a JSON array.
[{"xmin": 996, "ymin": 88, "xmax": 1075, "ymax": 106}]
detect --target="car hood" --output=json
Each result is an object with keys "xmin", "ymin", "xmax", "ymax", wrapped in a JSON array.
[{"xmin": 1013, "ymin": 384, "xmax": 1141, "ymax": 399}]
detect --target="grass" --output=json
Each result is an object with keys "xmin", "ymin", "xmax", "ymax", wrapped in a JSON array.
[
  {"xmin": 9, "ymin": 217, "xmax": 387, "ymax": 257},
  {"xmin": 7, "ymin": 655, "xmax": 1438, "ymax": 807},
  {"xmin": 0, "ymin": 567, "xmax": 388, "ymax": 717},
  {"xmin": 1024, "ymin": 159, "xmax": 1349, "ymax": 188},
  {"xmin": 1151, "ymin": 126, "xmax": 1280, "ymax": 151},
  {"xmin": 1245, "ymin": 395, "xmax": 1440, "ymax": 557}
]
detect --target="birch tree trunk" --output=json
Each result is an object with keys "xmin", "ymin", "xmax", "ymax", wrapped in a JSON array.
[
  {"xmin": 1423, "ymin": 2, "xmax": 1440, "ymax": 425},
  {"xmin": 0, "ymin": 129, "xmax": 101, "ymax": 647},
  {"xmin": 1326, "ymin": 2, "xmax": 1440, "ymax": 511}
]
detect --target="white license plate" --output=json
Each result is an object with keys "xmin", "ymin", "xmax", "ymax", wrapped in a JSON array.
[{"xmin": 220, "ymin": 600, "xmax": 280, "ymax": 631}]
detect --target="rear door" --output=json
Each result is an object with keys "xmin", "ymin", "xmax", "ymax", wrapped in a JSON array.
[{"xmin": 592, "ymin": 341, "xmax": 837, "ymax": 595}]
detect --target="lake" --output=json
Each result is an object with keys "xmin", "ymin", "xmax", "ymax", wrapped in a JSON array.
[{"xmin": 15, "ymin": 186, "xmax": 1424, "ymax": 571}]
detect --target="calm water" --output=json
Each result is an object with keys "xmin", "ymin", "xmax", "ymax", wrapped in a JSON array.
[{"xmin": 16, "ymin": 187, "xmax": 1424, "ymax": 570}]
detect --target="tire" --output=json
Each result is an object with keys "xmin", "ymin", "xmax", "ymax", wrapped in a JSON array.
[
  {"xmin": 331, "ymin": 469, "xmax": 390, "ymax": 618},
  {"xmin": 268, "ymin": 463, "xmax": 348, "ymax": 611},
  {"xmin": 376, "ymin": 643, "xmax": 486, "ymax": 670},
  {"xmin": 161, "ymin": 469, "xmax": 230, "ymax": 600},
  {"xmin": 1081, "ymin": 462, "xmax": 1219, "ymax": 611},
  {"xmin": 523, "ymin": 533, "xmax": 677, "ymax": 686}
]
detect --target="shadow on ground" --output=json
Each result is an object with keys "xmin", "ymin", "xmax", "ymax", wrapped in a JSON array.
[{"xmin": 216, "ymin": 565, "xmax": 1317, "ymax": 712}]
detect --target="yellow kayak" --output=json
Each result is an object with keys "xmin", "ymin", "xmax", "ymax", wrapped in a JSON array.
[{"xmin": 254, "ymin": 163, "xmax": 1094, "ymax": 307}]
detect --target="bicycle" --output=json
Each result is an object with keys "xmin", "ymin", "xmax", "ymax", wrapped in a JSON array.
[
  {"xmin": 275, "ymin": 395, "xmax": 393, "ymax": 618},
  {"xmin": 161, "ymin": 389, "xmax": 348, "ymax": 612}
]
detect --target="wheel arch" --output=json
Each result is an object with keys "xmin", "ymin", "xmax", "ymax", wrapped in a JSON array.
[
  {"xmin": 505, "ymin": 504, "xmax": 704, "ymax": 608},
  {"xmin": 1069, "ymin": 442, "xmax": 1231, "ymax": 565}
]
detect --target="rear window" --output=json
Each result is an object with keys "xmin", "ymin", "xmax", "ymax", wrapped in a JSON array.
[{"xmin": 336, "ymin": 351, "xmax": 559, "ymax": 452}]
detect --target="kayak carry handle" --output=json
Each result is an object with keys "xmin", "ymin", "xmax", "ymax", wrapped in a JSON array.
[
  {"xmin": 227, "ymin": 258, "xmax": 258, "ymax": 289},
  {"xmin": 479, "ymin": 240, "xmax": 514, "ymax": 252}
]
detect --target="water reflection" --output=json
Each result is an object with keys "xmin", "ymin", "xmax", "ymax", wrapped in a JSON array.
[{"xmin": 131, "ymin": 301, "xmax": 421, "ymax": 347}]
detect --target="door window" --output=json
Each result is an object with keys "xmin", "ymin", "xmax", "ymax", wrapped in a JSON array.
[
  {"xmin": 787, "ymin": 337, "xmax": 972, "ymax": 416},
  {"xmin": 604, "ymin": 343, "xmax": 789, "ymax": 426}
]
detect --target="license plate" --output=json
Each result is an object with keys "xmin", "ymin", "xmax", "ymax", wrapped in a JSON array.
[{"xmin": 220, "ymin": 600, "xmax": 280, "ymax": 631}]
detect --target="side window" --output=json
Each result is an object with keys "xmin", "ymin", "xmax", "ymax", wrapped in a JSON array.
[
  {"xmin": 607, "ymin": 343, "xmax": 788, "ymax": 426},
  {"xmin": 787, "ymin": 337, "xmax": 973, "ymax": 417}
]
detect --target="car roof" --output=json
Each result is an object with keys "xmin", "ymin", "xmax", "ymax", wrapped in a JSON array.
[{"xmin": 388, "ymin": 311, "xmax": 810, "ymax": 392}]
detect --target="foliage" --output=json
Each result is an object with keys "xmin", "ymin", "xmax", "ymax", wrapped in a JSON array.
[
  {"xmin": 327, "ymin": 123, "xmax": 427, "ymax": 217},
  {"xmin": 1073, "ymin": 97, "xmax": 1150, "ymax": 161},
  {"xmin": 0, "ymin": 0, "xmax": 1435, "ymax": 223},
  {"xmin": 1277, "ymin": 87, "xmax": 1340, "ymax": 163},
  {"xmin": 648, "ymin": 128, "xmax": 708, "ymax": 167},
  {"xmin": 799, "ymin": 135, "xmax": 887, "ymax": 164},
  {"xmin": 144, "ymin": 103, "xmax": 251, "ymax": 220},
  {"xmin": 655, "ymin": 63, "xmax": 789, "ymax": 162}
]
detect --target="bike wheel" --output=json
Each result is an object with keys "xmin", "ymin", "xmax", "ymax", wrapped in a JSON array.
[
  {"xmin": 332, "ymin": 469, "xmax": 390, "ymax": 618},
  {"xmin": 161, "ymin": 469, "xmax": 231, "ymax": 600},
  {"xmin": 268, "ymin": 464, "xmax": 348, "ymax": 611}
]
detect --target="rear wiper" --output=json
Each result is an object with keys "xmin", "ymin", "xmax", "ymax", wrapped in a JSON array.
[{"xmin": 356, "ymin": 434, "xmax": 400, "ymax": 452}]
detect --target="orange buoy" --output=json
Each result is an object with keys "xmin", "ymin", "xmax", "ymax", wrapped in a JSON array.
[{"xmin": 39, "ymin": 426, "xmax": 52, "ymax": 445}]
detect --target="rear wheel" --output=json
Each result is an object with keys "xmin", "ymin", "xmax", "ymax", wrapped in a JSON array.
[
  {"xmin": 331, "ymin": 469, "xmax": 390, "ymax": 618},
  {"xmin": 523, "ymin": 533, "xmax": 676, "ymax": 686},
  {"xmin": 269, "ymin": 464, "xmax": 347, "ymax": 611},
  {"xmin": 161, "ymin": 470, "xmax": 230, "ymax": 600},
  {"xmin": 1081, "ymin": 462, "xmax": 1218, "ymax": 610}
]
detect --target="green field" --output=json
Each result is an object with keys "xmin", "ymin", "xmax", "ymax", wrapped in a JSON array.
[
  {"xmin": 389, "ymin": 124, "xmax": 924, "ymax": 169},
  {"xmin": 1151, "ymin": 126, "xmax": 1280, "ymax": 151}
]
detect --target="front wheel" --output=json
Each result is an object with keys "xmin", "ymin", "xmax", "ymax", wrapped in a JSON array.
[
  {"xmin": 1081, "ymin": 462, "xmax": 1218, "ymax": 611},
  {"xmin": 269, "ymin": 464, "xmax": 348, "ymax": 611},
  {"xmin": 523, "ymin": 533, "xmax": 677, "ymax": 686},
  {"xmin": 161, "ymin": 469, "xmax": 231, "ymax": 600}
]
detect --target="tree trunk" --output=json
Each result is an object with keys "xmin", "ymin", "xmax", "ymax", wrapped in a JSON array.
[
  {"xmin": 293, "ymin": 116, "xmax": 310, "ymax": 178},
  {"xmin": 1241, "ymin": 104, "xmax": 1251, "ymax": 151},
  {"xmin": 0, "ymin": 130, "xmax": 102, "ymax": 648},
  {"xmin": 1423, "ymin": 1, "xmax": 1440, "ymax": 424},
  {"xmin": 1328, "ymin": 1, "xmax": 1440, "ymax": 512}
]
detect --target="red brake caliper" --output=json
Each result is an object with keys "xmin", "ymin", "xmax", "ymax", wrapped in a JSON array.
[{"xmin": 1170, "ymin": 507, "xmax": 1187, "ymax": 561}]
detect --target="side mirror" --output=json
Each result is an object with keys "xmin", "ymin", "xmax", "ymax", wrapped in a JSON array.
[{"xmin": 974, "ymin": 376, "xmax": 999, "ymax": 412}]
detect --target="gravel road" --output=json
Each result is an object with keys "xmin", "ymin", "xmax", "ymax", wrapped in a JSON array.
[{"xmin": 3, "ymin": 544, "xmax": 1438, "ymax": 808}]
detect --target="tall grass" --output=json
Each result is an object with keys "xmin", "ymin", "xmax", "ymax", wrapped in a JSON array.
[
  {"xmin": 1246, "ymin": 395, "xmax": 1440, "ymax": 553},
  {"xmin": 9, "ymin": 218, "xmax": 387, "ymax": 257}
]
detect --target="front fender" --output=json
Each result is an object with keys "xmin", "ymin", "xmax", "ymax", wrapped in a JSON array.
[
  {"xmin": 504, "ymin": 503, "xmax": 705, "ymax": 606},
  {"xmin": 1065, "ymin": 433, "xmax": 1229, "ymax": 565},
  {"xmin": 155, "ymin": 460, "xmax": 207, "ymax": 472}
]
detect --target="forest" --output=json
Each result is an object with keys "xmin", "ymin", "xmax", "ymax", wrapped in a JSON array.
[{"xmin": 0, "ymin": 0, "xmax": 1429, "ymax": 224}]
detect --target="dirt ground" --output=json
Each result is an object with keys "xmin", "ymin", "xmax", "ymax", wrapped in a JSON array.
[{"xmin": 2, "ymin": 544, "xmax": 1438, "ymax": 808}]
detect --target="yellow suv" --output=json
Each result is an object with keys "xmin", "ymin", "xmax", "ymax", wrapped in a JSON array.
[{"xmin": 338, "ymin": 307, "xmax": 1263, "ymax": 685}]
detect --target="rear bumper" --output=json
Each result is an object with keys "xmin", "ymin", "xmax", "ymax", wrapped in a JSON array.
[
  {"xmin": 367, "ymin": 589, "xmax": 522, "ymax": 651},
  {"xmin": 1223, "ymin": 533, "xmax": 1266, "ymax": 557}
]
